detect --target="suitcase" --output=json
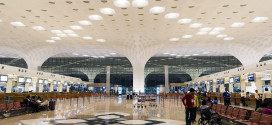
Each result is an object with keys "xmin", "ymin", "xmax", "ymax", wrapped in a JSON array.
[{"xmin": 49, "ymin": 100, "xmax": 56, "ymax": 110}]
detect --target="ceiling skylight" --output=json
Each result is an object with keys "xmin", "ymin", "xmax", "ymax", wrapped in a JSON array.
[
  {"xmin": 63, "ymin": 30, "xmax": 74, "ymax": 34},
  {"xmin": 70, "ymin": 25, "xmax": 82, "ymax": 30},
  {"xmin": 202, "ymin": 52, "xmax": 210, "ymax": 54},
  {"xmin": 46, "ymin": 40, "xmax": 55, "ymax": 43},
  {"xmin": 88, "ymin": 15, "xmax": 103, "ymax": 21},
  {"xmin": 223, "ymin": 37, "xmax": 234, "ymax": 40},
  {"xmin": 132, "ymin": 0, "xmax": 148, "ymax": 8},
  {"xmin": 190, "ymin": 23, "xmax": 202, "ymax": 28},
  {"xmin": 114, "ymin": 0, "xmax": 130, "ymax": 8},
  {"xmin": 68, "ymin": 34, "xmax": 79, "ymax": 37},
  {"xmin": 10, "ymin": 22, "xmax": 25, "ymax": 26},
  {"xmin": 192, "ymin": 54, "xmax": 199, "ymax": 56},
  {"xmin": 96, "ymin": 39, "xmax": 106, "ymax": 42},
  {"xmin": 252, "ymin": 17, "xmax": 268, "ymax": 22},
  {"xmin": 57, "ymin": 34, "xmax": 67, "ymax": 37},
  {"xmin": 32, "ymin": 26, "xmax": 45, "ymax": 31},
  {"xmin": 150, "ymin": 7, "xmax": 165, "ymax": 14},
  {"xmin": 73, "ymin": 53, "xmax": 79, "ymax": 56},
  {"xmin": 209, "ymin": 31, "xmax": 220, "ymax": 35},
  {"xmin": 163, "ymin": 53, "xmax": 169, "ymax": 55},
  {"xmin": 182, "ymin": 35, "xmax": 193, "ymax": 38},
  {"xmin": 184, "ymin": 55, "xmax": 190, "ymax": 57},
  {"xmin": 170, "ymin": 54, "xmax": 176, "ymax": 56},
  {"xmin": 0, "ymin": 19, "xmax": 2, "ymax": 22},
  {"xmin": 82, "ymin": 55, "xmax": 89, "ymax": 57},
  {"xmin": 82, "ymin": 36, "xmax": 93, "ymax": 40},
  {"xmin": 51, "ymin": 37, "xmax": 61, "ymax": 40},
  {"xmin": 169, "ymin": 38, "xmax": 180, "ymax": 41},
  {"xmin": 51, "ymin": 30, "xmax": 62, "ymax": 34},
  {"xmin": 200, "ymin": 27, "xmax": 212, "ymax": 32},
  {"xmin": 110, "ymin": 53, "xmax": 117, "ymax": 55},
  {"xmin": 197, "ymin": 32, "xmax": 208, "ymax": 35},
  {"xmin": 178, "ymin": 18, "xmax": 192, "ymax": 24},
  {"xmin": 231, "ymin": 22, "xmax": 245, "ymax": 27},
  {"xmin": 78, "ymin": 20, "xmax": 92, "ymax": 25},
  {"xmin": 100, "ymin": 8, "xmax": 116, "ymax": 15},
  {"xmin": 164, "ymin": 13, "xmax": 180, "ymax": 19},
  {"xmin": 217, "ymin": 34, "xmax": 227, "ymax": 38}
]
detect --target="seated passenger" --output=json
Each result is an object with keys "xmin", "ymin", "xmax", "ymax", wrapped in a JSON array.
[
  {"xmin": 30, "ymin": 96, "xmax": 39, "ymax": 113},
  {"xmin": 206, "ymin": 97, "xmax": 211, "ymax": 103},
  {"xmin": 23, "ymin": 95, "xmax": 31, "ymax": 107},
  {"xmin": 260, "ymin": 103, "xmax": 272, "ymax": 115},
  {"xmin": 212, "ymin": 97, "xmax": 218, "ymax": 104},
  {"xmin": 200, "ymin": 100, "xmax": 220, "ymax": 121},
  {"xmin": 256, "ymin": 103, "xmax": 268, "ymax": 112}
]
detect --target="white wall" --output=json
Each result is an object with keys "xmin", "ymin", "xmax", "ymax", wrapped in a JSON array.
[{"xmin": 245, "ymin": 82, "xmax": 257, "ymax": 93}]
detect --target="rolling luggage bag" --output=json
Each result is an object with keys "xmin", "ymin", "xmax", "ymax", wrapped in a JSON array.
[{"xmin": 49, "ymin": 100, "xmax": 56, "ymax": 110}]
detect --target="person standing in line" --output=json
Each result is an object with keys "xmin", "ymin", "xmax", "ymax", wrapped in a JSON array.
[
  {"xmin": 255, "ymin": 90, "xmax": 260, "ymax": 111},
  {"xmin": 182, "ymin": 88, "xmax": 195, "ymax": 125},
  {"xmin": 192, "ymin": 92, "xmax": 199, "ymax": 123},
  {"xmin": 241, "ymin": 90, "xmax": 246, "ymax": 106},
  {"xmin": 262, "ymin": 88, "xmax": 272, "ymax": 108},
  {"xmin": 223, "ymin": 88, "xmax": 230, "ymax": 106}
]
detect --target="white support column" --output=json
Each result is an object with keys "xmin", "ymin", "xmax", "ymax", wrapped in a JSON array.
[
  {"xmin": 25, "ymin": 83, "xmax": 29, "ymax": 92},
  {"xmin": 133, "ymin": 64, "xmax": 145, "ymax": 93},
  {"xmin": 229, "ymin": 84, "xmax": 234, "ymax": 93},
  {"xmin": 50, "ymin": 83, "xmax": 53, "ymax": 92},
  {"xmin": 58, "ymin": 83, "xmax": 63, "ymax": 92},
  {"xmin": 6, "ymin": 78, "xmax": 13, "ymax": 93},
  {"xmin": 38, "ymin": 83, "xmax": 43, "ymax": 92},
  {"xmin": 241, "ymin": 75, "xmax": 246, "ymax": 92},
  {"xmin": 106, "ymin": 66, "xmax": 110, "ymax": 93},
  {"xmin": 213, "ymin": 79, "xmax": 216, "ymax": 92},
  {"xmin": 67, "ymin": 86, "xmax": 70, "ymax": 92},
  {"xmin": 164, "ymin": 65, "xmax": 169, "ymax": 93}
]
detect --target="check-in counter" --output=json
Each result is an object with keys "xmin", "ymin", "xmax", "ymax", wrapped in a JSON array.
[{"xmin": 250, "ymin": 95, "xmax": 256, "ymax": 106}]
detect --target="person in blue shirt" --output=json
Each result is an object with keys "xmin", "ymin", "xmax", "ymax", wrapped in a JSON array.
[
  {"xmin": 206, "ymin": 97, "xmax": 211, "ymax": 103},
  {"xmin": 212, "ymin": 97, "xmax": 218, "ymax": 104},
  {"xmin": 223, "ymin": 88, "xmax": 230, "ymax": 106}
]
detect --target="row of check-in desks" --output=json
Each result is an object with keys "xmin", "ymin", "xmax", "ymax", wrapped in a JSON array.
[
  {"xmin": 0, "ymin": 92, "xmax": 107, "ymax": 104},
  {"xmin": 208, "ymin": 92, "xmax": 261, "ymax": 107}
]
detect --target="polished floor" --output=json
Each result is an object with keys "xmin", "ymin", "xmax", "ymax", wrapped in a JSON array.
[{"xmin": 1, "ymin": 96, "xmax": 208, "ymax": 125}]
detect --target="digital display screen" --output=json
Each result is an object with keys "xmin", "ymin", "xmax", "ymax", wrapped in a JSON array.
[
  {"xmin": 207, "ymin": 81, "xmax": 210, "ymax": 85},
  {"xmin": 53, "ymin": 81, "xmax": 57, "ymax": 85},
  {"xmin": 65, "ymin": 82, "xmax": 67, "ymax": 86},
  {"xmin": 248, "ymin": 74, "xmax": 255, "ymax": 82},
  {"xmin": 235, "ymin": 77, "xmax": 240, "ymax": 83},
  {"xmin": 38, "ymin": 79, "xmax": 43, "ymax": 84},
  {"xmin": 68, "ymin": 82, "xmax": 70, "ymax": 86},
  {"xmin": 229, "ymin": 77, "xmax": 234, "ymax": 84},
  {"xmin": 221, "ymin": 79, "xmax": 224, "ymax": 84},
  {"xmin": 210, "ymin": 81, "xmax": 213, "ymax": 85},
  {"xmin": 76, "ymin": 83, "xmax": 78, "ymax": 86},
  {"xmin": 216, "ymin": 80, "xmax": 220, "ymax": 84},
  {"xmin": 44, "ymin": 80, "xmax": 48, "ymax": 85},
  {"xmin": 18, "ymin": 77, "xmax": 25, "ymax": 83},
  {"xmin": 0, "ymin": 75, "xmax": 8, "ymax": 83},
  {"xmin": 26, "ymin": 78, "xmax": 32, "ymax": 83},
  {"xmin": 57, "ymin": 81, "xmax": 60, "ymax": 85}
]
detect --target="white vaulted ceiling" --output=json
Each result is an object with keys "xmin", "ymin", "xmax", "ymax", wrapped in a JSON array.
[{"xmin": 0, "ymin": 0, "xmax": 271, "ymax": 68}]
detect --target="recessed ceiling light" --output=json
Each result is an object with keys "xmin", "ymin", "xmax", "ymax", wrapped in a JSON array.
[
  {"xmin": 209, "ymin": 31, "xmax": 220, "ymax": 35},
  {"xmin": 163, "ymin": 53, "xmax": 169, "ymax": 55},
  {"xmin": 170, "ymin": 54, "xmax": 176, "ymax": 56},
  {"xmin": 51, "ymin": 37, "xmax": 61, "ymax": 40},
  {"xmin": 51, "ymin": 30, "xmax": 62, "ymax": 34},
  {"xmin": 132, "ymin": 0, "xmax": 148, "ymax": 8},
  {"xmin": 88, "ymin": 15, "xmax": 103, "ymax": 20},
  {"xmin": 96, "ymin": 39, "xmax": 106, "ymax": 42},
  {"xmin": 10, "ymin": 22, "xmax": 25, "ymax": 26},
  {"xmin": 200, "ymin": 27, "xmax": 212, "ymax": 32},
  {"xmin": 78, "ymin": 20, "xmax": 92, "ymax": 25},
  {"xmin": 63, "ymin": 30, "xmax": 74, "ymax": 34},
  {"xmin": 68, "ymin": 34, "xmax": 79, "ymax": 37},
  {"xmin": 0, "ymin": 19, "xmax": 2, "ymax": 22},
  {"xmin": 182, "ymin": 35, "xmax": 193, "ymax": 38},
  {"xmin": 82, "ymin": 55, "xmax": 89, "ymax": 57},
  {"xmin": 70, "ymin": 25, "xmax": 82, "ymax": 30},
  {"xmin": 100, "ymin": 8, "xmax": 116, "ymax": 15},
  {"xmin": 252, "ymin": 17, "xmax": 268, "ymax": 22},
  {"xmin": 213, "ymin": 27, "xmax": 225, "ymax": 31},
  {"xmin": 169, "ymin": 38, "xmax": 179, "ymax": 41},
  {"xmin": 0, "ymin": 55, "xmax": 6, "ymax": 57},
  {"xmin": 32, "ymin": 26, "xmax": 45, "ymax": 31},
  {"xmin": 192, "ymin": 54, "xmax": 199, "ymax": 56},
  {"xmin": 164, "ymin": 13, "xmax": 180, "ymax": 19},
  {"xmin": 114, "ymin": 0, "xmax": 130, "ymax": 8},
  {"xmin": 190, "ymin": 23, "xmax": 202, "ymax": 28},
  {"xmin": 184, "ymin": 55, "xmax": 190, "ymax": 57},
  {"xmin": 91, "ymin": 56, "xmax": 98, "ymax": 58},
  {"xmin": 99, "ymin": 56, "xmax": 105, "ymax": 58},
  {"xmin": 177, "ymin": 18, "xmax": 192, "ymax": 24},
  {"xmin": 57, "ymin": 34, "xmax": 67, "ymax": 37},
  {"xmin": 202, "ymin": 52, "xmax": 210, "ymax": 54},
  {"xmin": 150, "ymin": 6, "xmax": 165, "ymax": 14},
  {"xmin": 231, "ymin": 22, "xmax": 245, "ymax": 27},
  {"xmin": 217, "ymin": 34, "xmax": 227, "ymax": 38},
  {"xmin": 223, "ymin": 37, "xmax": 234, "ymax": 40},
  {"xmin": 105, "ymin": 55, "xmax": 110, "ymax": 57},
  {"xmin": 46, "ymin": 40, "xmax": 55, "ymax": 43},
  {"xmin": 73, "ymin": 53, "xmax": 79, "ymax": 55},
  {"xmin": 110, "ymin": 53, "xmax": 116, "ymax": 55},
  {"xmin": 197, "ymin": 31, "xmax": 208, "ymax": 35},
  {"xmin": 82, "ymin": 36, "xmax": 93, "ymax": 40}
]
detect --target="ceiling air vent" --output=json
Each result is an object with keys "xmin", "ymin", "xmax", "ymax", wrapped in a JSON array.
[{"xmin": 101, "ymin": 0, "xmax": 107, "ymax": 3}]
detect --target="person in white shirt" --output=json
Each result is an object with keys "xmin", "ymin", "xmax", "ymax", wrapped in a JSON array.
[
  {"xmin": 262, "ymin": 88, "xmax": 272, "ymax": 108},
  {"xmin": 241, "ymin": 90, "xmax": 246, "ymax": 106},
  {"xmin": 255, "ymin": 90, "xmax": 260, "ymax": 111}
]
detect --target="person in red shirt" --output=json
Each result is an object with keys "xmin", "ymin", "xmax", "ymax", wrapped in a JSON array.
[{"xmin": 182, "ymin": 88, "xmax": 195, "ymax": 125}]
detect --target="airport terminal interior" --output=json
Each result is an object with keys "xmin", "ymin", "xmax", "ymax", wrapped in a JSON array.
[{"xmin": 0, "ymin": 0, "xmax": 272, "ymax": 125}]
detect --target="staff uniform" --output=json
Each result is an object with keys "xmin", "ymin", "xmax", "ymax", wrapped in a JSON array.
[
  {"xmin": 255, "ymin": 93, "xmax": 260, "ymax": 111},
  {"xmin": 262, "ymin": 91, "xmax": 272, "ymax": 109}
]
